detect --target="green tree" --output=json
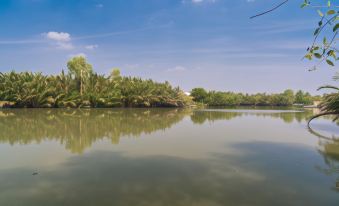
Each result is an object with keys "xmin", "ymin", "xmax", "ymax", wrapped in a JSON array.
[
  {"xmin": 110, "ymin": 68, "xmax": 122, "ymax": 82},
  {"xmin": 67, "ymin": 56, "xmax": 93, "ymax": 96},
  {"xmin": 191, "ymin": 88, "xmax": 208, "ymax": 103},
  {"xmin": 281, "ymin": 89, "xmax": 295, "ymax": 106},
  {"xmin": 295, "ymin": 90, "xmax": 313, "ymax": 105}
]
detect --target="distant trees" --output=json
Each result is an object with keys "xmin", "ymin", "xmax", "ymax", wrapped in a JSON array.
[
  {"xmin": 0, "ymin": 57, "xmax": 192, "ymax": 108},
  {"xmin": 190, "ymin": 88, "xmax": 318, "ymax": 107},
  {"xmin": 295, "ymin": 90, "xmax": 313, "ymax": 105},
  {"xmin": 190, "ymin": 88, "xmax": 208, "ymax": 103}
]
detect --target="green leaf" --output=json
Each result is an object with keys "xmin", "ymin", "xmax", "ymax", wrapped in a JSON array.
[
  {"xmin": 323, "ymin": 37, "xmax": 327, "ymax": 44},
  {"xmin": 328, "ymin": 0, "xmax": 331, "ymax": 7},
  {"xmin": 334, "ymin": 23, "xmax": 339, "ymax": 32},
  {"xmin": 314, "ymin": 53, "xmax": 322, "ymax": 59},
  {"xmin": 305, "ymin": 53, "xmax": 312, "ymax": 60},
  {"xmin": 317, "ymin": 10, "xmax": 324, "ymax": 17},
  {"xmin": 328, "ymin": 50, "xmax": 336, "ymax": 58},
  {"xmin": 326, "ymin": 59, "xmax": 334, "ymax": 66},
  {"xmin": 314, "ymin": 28, "xmax": 320, "ymax": 35},
  {"xmin": 327, "ymin": 10, "xmax": 335, "ymax": 15}
]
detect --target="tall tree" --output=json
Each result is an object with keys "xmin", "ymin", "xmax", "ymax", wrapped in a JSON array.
[
  {"xmin": 190, "ymin": 88, "xmax": 208, "ymax": 103},
  {"xmin": 67, "ymin": 56, "xmax": 93, "ymax": 96}
]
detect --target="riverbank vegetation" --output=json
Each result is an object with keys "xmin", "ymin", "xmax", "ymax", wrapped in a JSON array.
[
  {"xmin": 0, "ymin": 57, "xmax": 192, "ymax": 108},
  {"xmin": 190, "ymin": 88, "xmax": 320, "ymax": 106},
  {"xmin": 0, "ymin": 56, "xmax": 334, "ymax": 109},
  {"xmin": 308, "ymin": 81, "xmax": 339, "ymax": 124}
]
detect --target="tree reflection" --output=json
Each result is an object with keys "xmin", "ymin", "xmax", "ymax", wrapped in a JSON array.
[
  {"xmin": 0, "ymin": 109, "xmax": 190, "ymax": 153},
  {"xmin": 308, "ymin": 126, "xmax": 339, "ymax": 191},
  {"xmin": 0, "ymin": 108, "xmax": 328, "ymax": 155},
  {"xmin": 190, "ymin": 110, "xmax": 242, "ymax": 124},
  {"xmin": 190, "ymin": 109, "xmax": 315, "ymax": 124},
  {"xmin": 1, "ymin": 108, "xmax": 257, "ymax": 153}
]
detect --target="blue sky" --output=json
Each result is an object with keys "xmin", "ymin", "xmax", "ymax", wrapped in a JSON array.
[{"xmin": 0, "ymin": 0, "xmax": 337, "ymax": 94}]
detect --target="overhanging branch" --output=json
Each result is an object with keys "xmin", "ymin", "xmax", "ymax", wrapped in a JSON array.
[{"xmin": 250, "ymin": 0, "xmax": 289, "ymax": 19}]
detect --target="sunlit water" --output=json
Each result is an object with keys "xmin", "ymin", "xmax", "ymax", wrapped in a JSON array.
[{"xmin": 0, "ymin": 108, "xmax": 338, "ymax": 206}]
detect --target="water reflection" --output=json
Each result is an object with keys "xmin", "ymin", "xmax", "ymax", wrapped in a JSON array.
[
  {"xmin": 0, "ymin": 108, "xmax": 336, "ymax": 154},
  {"xmin": 317, "ymin": 138, "xmax": 339, "ymax": 188},
  {"xmin": 0, "ymin": 109, "xmax": 190, "ymax": 153},
  {"xmin": 190, "ymin": 109, "xmax": 315, "ymax": 124},
  {"xmin": 191, "ymin": 109, "xmax": 339, "ymax": 191},
  {"xmin": 308, "ymin": 125, "xmax": 339, "ymax": 191},
  {"xmin": 0, "ymin": 143, "xmax": 338, "ymax": 206},
  {"xmin": 1, "ymin": 108, "xmax": 339, "ymax": 205}
]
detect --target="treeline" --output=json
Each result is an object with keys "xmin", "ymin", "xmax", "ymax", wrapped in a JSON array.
[
  {"xmin": 190, "ymin": 88, "xmax": 320, "ymax": 106},
  {"xmin": 0, "ymin": 57, "xmax": 191, "ymax": 108}
]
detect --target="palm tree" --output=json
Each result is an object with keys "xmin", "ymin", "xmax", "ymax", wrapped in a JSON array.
[
  {"xmin": 308, "ymin": 83, "xmax": 339, "ymax": 126},
  {"xmin": 0, "ymin": 57, "xmax": 191, "ymax": 108}
]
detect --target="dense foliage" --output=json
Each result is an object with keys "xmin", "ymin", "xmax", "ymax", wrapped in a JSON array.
[
  {"xmin": 191, "ymin": 88, "xmax": 318, "ymax": 106},
  {"xmin": 311, "ymin": 84, "xmax": 339, "ymax": 122},
  {"xmin": 0, "ymin": 57, "xmax": 192, "ymax": 108}
]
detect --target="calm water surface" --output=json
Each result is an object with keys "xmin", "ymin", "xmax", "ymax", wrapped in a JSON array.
[{"xmin": 0, "ymin": 108, "xmax": 338, "ymax": 206}]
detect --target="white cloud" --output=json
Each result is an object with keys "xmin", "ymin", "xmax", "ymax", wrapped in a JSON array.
[
  {"xmin": 43, "ymin": 31, "xmax": 74, "ymax": 50},
  {"xmin": 85, "ymin": 44, "xmax": 98, "ymax": 50},
  {"xmin": 45, "ymin": 31, "xmax": 71, "ymax": 42}
]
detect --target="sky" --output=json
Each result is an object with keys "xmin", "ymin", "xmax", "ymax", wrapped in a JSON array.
[{"xmin": 0, "ymin": 0, "xmax": 337, "ymax": 94}]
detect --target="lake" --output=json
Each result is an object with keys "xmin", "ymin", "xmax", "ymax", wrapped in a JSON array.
[{"xmin": 0, "ymin": 108, "xmax": 338, "ymax": 206}]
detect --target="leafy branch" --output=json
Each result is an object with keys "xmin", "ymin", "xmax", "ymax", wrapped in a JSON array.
[
  {"xmin": 303, "ymin": 1, "xmax": 338, "ymax": 68},
  {"xmin": 250, "ymin": 1, "xmax": 339, "ymax": 126},
  {"xmin": 250, "ymin": 0, "xmax": 338, "ymax": 68}
]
